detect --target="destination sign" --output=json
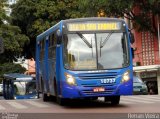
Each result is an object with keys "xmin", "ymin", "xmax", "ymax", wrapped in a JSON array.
[{"xmin": 67, "ymin": 22, "xmax": 121, "ymax": 31}]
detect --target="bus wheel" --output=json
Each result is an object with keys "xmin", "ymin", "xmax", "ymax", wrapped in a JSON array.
[
  {"xmin": 111, "ymin": 96, "xmax": 120, "ymax": 105},
  {"xmin": 42, "ymin": 93, "xmax": 49, "ymax": 102},
  {"xmin": 56, "ymin": 97, "xmax": 66, "ymax": 106},
  {"xmin": 104, "ymin": 96, "xmax": 120, "ymax": 105},
  {"xmin": 91, "ymin": 97, "xmax": 98, "ymax": 100}
]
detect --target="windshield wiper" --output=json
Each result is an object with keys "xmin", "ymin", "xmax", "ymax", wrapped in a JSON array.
[
  {"xmin": 77, "ymin": 32, "xmax": 92, "ymax": 48},
  {"xmin": 100, "ymin": 31, "xmax": 113, "ymax": 48}
]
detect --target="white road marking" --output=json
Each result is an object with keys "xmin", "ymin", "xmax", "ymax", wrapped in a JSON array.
[
  {"xmin": 138, "ymin": 95, "xmax": 160, "ymax": 100},
  {"xmin": 7, "ymin": 102, "xmax": 27, "ymax": 109},
  {"xmin": 120, "ymin": 100, "xmax": 135, "ymax": 104},
  {"xmin": 121, "ymin": 98, "xmax": 154, "ymax": 104},
  {"xmin": 124, "ymin": 96, "xmax": 160, "ymax": 102},
  {"xmin": 25, "ymin": 101, "xmax": 49, "ymax": 108},
  {"xmin": 0, "ymin": 105, "xmax": 5, "ymax": 110}
]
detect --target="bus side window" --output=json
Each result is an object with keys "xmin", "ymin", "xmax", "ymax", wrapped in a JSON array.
[
  {"xmin": 42, "ymin": 39, "xmax": 45, "ymax": 50},
  {"xmin": 40, "ymin": 39, "xmax": 45, "ymax": 61},
  {"xmin": 53, "ymin": 33, "xmax": 57, "ymax": 46},
  {"xmin": 48, "ymin": 36, "xmax": 51, "ymax": 47},
  {"xmin": 50, "ymin": 35, "xmax": 52, "ymax": 47},
  {"xmin": 38, "ymin": 41, "xmax": 41, "ymax": 50},
  {"xmin": 52, "ymin": 33, "xmax": 55, "ymax": 46},
  {"xmin": 56, "ymin": 29, "xmax": 62, "ymax": 44},
  {"xmin": 49, "ymin": 33, "xmax": 56, "ymax": 59},
  {"xmin": 40, "ymin": 41, "xmax": 42, "ymax": 61},
  {"xmin": 53, "ymin": 33, "xmax": 56, "ymax": 58},
  {"xmin": 46, "ymin": 36, "xmax": 49, "ymax": 48},
  {"xmin": 39, "ymin": 41, "xmax": 42, "ymax": 51}
]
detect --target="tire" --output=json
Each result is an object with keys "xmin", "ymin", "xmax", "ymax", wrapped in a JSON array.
[
  {"xmin": 104, "ymin": 96, "xmax": 120, "ymax": 105},
  {"xmin": 111, "ymin": 96, "xmax": 120, "ymax": 105},
  {"xmin": 54, "ymin": 79, "xmax": 67, "ymax": 106},
  {"xmin": 56, "ymin": 97, "xmax": 67, "ymax": 106},
  {"xmin": 91, "ymin": 97, "xmax": 98, "ymax": 100},
  {"xmin": 42, "ymin": 93, "xmax": 50, "ymax": 102},
  {"xmin": 55, "ymin": 87, "xmax": 67, "ymax": 106},
  {"xmin": 84, "ymin": 97, "xmax": 98, "ymax": 101},
  {"xmin": 41, "ymin": 79, "xmax": 50, "ymax": 102}
]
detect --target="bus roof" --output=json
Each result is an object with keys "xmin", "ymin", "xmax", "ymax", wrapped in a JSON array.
[
  {"xmin": 36, "ymin": 17, "xmax": 125, "ymax": 42},
  {"xmin": 3, "ymin": 73, "xmax": 33, "ymax": 81},
  {"xmin": 62, "ymin": 17, "xmax": 125, "ymax": 23}
]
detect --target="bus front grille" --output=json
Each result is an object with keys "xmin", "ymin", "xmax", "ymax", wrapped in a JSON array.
[
  {"xmin": 78, "ymin": 72, "xmax": 118, "ymax": 80},
  {"xmin": 82, "ymin": 89, "xmax": 114, "ymax": 95},
  {"xmin": 81, "ymin": 84, "xmax": 116, "ymax": 87}
]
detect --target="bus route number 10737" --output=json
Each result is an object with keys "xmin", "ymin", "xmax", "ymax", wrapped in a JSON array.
[{"xmin": 101, "ymin": 78, "xmax": 116, "ymax": 84}]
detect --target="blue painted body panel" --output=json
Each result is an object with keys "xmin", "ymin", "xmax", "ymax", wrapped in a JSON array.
[
  {"xmin": 15, "ymin": 94, "xmax": 38, "ymax": 99},
  {"xmin": 59, "ymin": 66, "xmax": 133, "ymax": 98},
  {"xmin": 36, "ymin": 18, "xmax": 133, "ymax": 99}
]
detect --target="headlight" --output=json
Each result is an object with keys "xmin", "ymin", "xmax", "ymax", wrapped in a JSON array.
[
  {"xmin": 65, "ymin": 73, "xmax": 76, "ymax": 85},
  {"xmin": 121, "ymin": 70, "xmax": 130, "ymax": 83},
  {"xmin": 14, "ymin": 96, "xmax": 17, "ymax": 99}
]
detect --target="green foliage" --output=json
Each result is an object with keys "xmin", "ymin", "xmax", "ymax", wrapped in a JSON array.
[
  {"xmin": 0, "ymin": 24, "xmax": 29, "ymax": 63},
  {"xmin": 79, "ymin": 0, "xmax": 160, "ymax": 32},
  {"xmin": 0, "ymin": 0, "xmax": 8, "ymax": 25},
  {"xmin": 11, "ymin": 0, "xmax": 84, "ymax": 39},
  {"xmin": 0, "ymin": 1, "xmax": 31, "ymax": 82},
  {"xmin": 0, "ymin": 0, "xmax": 29, "ymax": 62},
  {"xmin": 11, "ymin": 0, "xmax": 85, "ymax": 58},
  {"xmin": 0, "ymin": 63, "xmax": 26, "ymax": 82}
]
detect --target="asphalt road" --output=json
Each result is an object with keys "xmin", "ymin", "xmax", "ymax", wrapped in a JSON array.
[{"xmin": 0, "ymin": 95, "xmax": 160, "ymax": 119}]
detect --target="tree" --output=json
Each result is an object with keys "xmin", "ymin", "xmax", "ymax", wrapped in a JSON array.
[
  {"xmin": 0, "ymin": 24, "xmax": 29, "ymax": 63},
  {"xmin": 79, "ymin": 0, "xmax": 160, "ymax": 33},
  {"xmin": 0, "ymin": 0, "xmax": 29, "ymax": 62},
  {"xmin": 0, "ymin": 0, "xmax": 27, "ymax": 79},
  {"xmin": 0, "ymin": 0, "xmax": 8, "ymax": 25},
  {"xmin": 0, "ymin": 38, "xmax": 4, "ymax": 54},
  {"xmin": 11, "ymin": 0, "xmax": 85, "ymax": 58},
  {"xmin": 0, "ymin": 63, "xmax": 26, "ymax": 82}
]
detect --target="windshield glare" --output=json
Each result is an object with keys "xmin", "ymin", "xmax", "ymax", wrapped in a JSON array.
[{"xmin": 63, "ymin": 32, "xmax": 129, "ymax": 70}]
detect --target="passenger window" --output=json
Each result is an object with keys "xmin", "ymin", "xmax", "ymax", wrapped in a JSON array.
[
  {"xmin": 52, "ymin": 34, "xmax": 54, "ymax": 46},
  {"xmin": 49, "ymin": 35, "xmax": 52, "ymax": 47}
]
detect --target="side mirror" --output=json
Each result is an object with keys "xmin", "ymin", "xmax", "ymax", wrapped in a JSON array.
[
  {"xmin": 131, "ymin": 47, "xmax": 134, "ymax": 59},
  {"xmin": 56, "ymin": 29, "xmax": 62, "ymax": 44},
  {"xmin": 129, "ymin": 32, "xmax": 135, "ymax": 44}
]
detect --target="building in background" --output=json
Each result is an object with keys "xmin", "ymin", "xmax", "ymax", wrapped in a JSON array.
[
  {"xmin": 125, "ymin": 5, "xmax": 160, "ymax": 95},
  {"xmin": 13, "ymin": 57, "xmax": 36, "ymax": 77},
  {"xmin": 24, "ymin": 58, "xmax": 36, "ymax": 77}
]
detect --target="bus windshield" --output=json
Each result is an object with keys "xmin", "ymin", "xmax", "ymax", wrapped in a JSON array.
[{"xmin": 63, "ymin": 32, "xmax": 129, "ymax": 70}]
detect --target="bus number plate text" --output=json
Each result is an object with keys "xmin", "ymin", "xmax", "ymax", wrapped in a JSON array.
[
  {"xmin": 101, "ymin": 78, "xmax": 116, "ymax": 84},
  {"xmin": 93, "ymin": 87, "xmax": 105, "ymax": 92}
]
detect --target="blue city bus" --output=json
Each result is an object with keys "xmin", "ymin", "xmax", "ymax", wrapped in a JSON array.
[
  {"xmin": 3, "ymin": 73, "xmax": 38, "ymax": 99},
  {"xmin": 36, "ymin": 18, "xmax": 134, "ymax": 105}
]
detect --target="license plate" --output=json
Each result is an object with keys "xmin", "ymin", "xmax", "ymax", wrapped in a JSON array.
[{"xmin": 93, "ymin": 87, "xmax": 105, "ymax": 92}]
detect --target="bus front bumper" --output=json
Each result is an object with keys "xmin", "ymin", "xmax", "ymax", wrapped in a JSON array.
[{"xmin": 61, "ymin": 82, "xmax": 133, "ymax": 98}]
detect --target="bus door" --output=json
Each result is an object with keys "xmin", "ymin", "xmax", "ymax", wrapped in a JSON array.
[
  {"xmin": 39, "ymin": 39, "xmax": 45, "ymax": 92},
  {"xmin": 44, "ymin": 36, "xmax": 49, "ymax": 93}
]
